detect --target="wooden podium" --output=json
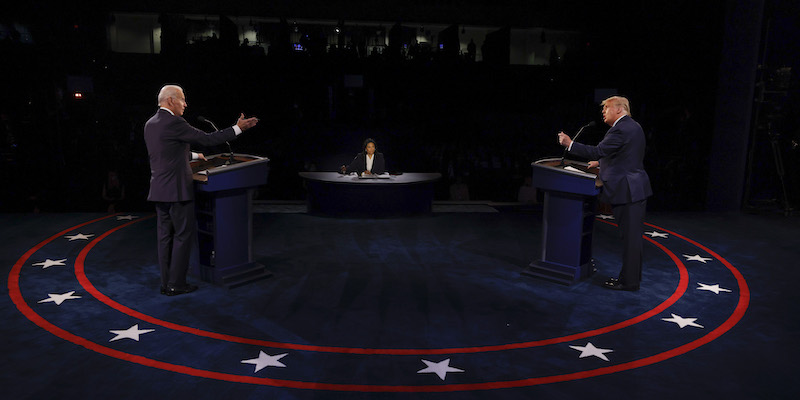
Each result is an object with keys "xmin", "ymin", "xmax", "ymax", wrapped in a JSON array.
[
  {"xmin": 190, "ymin": 153, "xmax": 270, "ymax": 288},
  {"xmin": 525, "ymin": 157, "xmax": 600, "ymax": 284}
]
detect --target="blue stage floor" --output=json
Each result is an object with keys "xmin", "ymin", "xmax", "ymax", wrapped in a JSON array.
[{"xmin": 1, "ymin": 209, "xmax": 797, "ymax": 399}]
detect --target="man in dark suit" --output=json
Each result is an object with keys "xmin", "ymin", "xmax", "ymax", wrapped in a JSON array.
[
  {"xmin": 558, "ymin": 96, "xmax": 652, "ymax": 291},
  {"xmin": 341, "ymin": 138, "xmax": 386, "ymax": 175},
  {"xmin": 144, "ymin": 85, "xmax": 258, "ymax": 296}
]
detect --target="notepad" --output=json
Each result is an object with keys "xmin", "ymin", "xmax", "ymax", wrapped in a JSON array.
[
  {"xmin": 563, "ymin": 166, "xmax": 585, "ymax": 173},
  {"xmin": 358, "ymin": 173, "xmax": 391, "ymax": 179}
]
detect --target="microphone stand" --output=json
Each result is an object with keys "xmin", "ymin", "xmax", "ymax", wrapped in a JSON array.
[
  {"xmin": 199, "ymin": 117, "xmax": 235, "ymax": 165},
  {"xmin": 560, "ymin": 121, "xmax": 595, "ymax": 166}
]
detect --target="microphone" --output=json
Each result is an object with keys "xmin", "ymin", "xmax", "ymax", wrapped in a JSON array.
[
  {"xmin": 560, "ymin": 121, "xmax": 596, "ymax": 165},
  {"xmin": 198, "ymin": 116, "xmax": 235, "ymax": 165},
  {"xmin": 197, "ymin": 115, "xmax": 218, "ymax": 130}
]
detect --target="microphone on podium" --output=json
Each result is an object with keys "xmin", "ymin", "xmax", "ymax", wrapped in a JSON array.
[
  {"xmin": 198, "ymin": 116, "xmax": 235, "ymax": 165},
  {"xmin": 560, "ymin": 121, "xmax": 596, "ymax": 165}
]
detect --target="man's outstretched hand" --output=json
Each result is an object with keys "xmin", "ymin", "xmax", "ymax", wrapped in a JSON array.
[{"xmin": 236, "ymin": 113, "xmax": 259, "ymax": 131}]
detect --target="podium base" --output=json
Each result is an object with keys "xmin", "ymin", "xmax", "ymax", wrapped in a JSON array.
[
  {"xmin": 198, "ymin": 261, "xmax": 272, "ymax": 288},
  {"xmin": 523, "ymin": 259, "xmax": 595, "ymax": 285}
]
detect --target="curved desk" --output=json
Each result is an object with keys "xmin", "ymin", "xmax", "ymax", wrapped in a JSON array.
[{"xmin": 299, "ymin": 172, "xmax": 441, "ymax": 217}]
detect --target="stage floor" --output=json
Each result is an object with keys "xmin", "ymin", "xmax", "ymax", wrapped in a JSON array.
[{"xmin": 2, "ymin": 208, "xmax": 797, "ymax": 399}]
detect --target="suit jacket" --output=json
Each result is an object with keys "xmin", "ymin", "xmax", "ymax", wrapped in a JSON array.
[
  {"xmin": 568, "ymin": 115, "xmax": 652, "ymax": 204},
  {"xmin": 345, "ymin": 152, "xmax": 386, "ymax": 174},
  {"xmin": 144, "ymin": 109, "xmax": 237, "ymax": 202}
]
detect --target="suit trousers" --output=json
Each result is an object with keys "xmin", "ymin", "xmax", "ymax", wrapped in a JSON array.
[
  {"xmin": 611, "ymin": 199, "xmax": 647, "ymax": 286},
  {"xmin": 155, "ymin": 201, "xmax": 196, "ymax": 288}
]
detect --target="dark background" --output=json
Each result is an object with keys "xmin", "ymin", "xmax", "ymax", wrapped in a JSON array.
[{"xmin": 1, "ymin": 0, "xmax": 798, "ymax": 214}]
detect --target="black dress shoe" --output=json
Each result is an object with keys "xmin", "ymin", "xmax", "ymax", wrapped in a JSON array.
[
  {"xmin": 165, "ymin": 284, "xmax": 198, "ymax": 296},
  {"xmin": 603, "ymin": 280, "xmax": 639, "ymax": 291}
]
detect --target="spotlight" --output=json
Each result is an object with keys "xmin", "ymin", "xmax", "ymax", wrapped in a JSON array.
[{"xmin": 73, "ymin": 92, "xmax": 83, "ymax": 99}]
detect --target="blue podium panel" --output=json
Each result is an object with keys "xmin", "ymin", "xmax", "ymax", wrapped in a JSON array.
[
  {"xmin": 525, "ymin": 158, "xmax": 600, "ymax": 285},
  {"xmin": 299, "ymin": 172, "xmax": 441, "ymax": 217},
  {"xmin": 193, "ymin": 154, "xmax": 269, "ymax": 192},
  {"xmin": 191, "ymin": 154, "xmax": 271, "ymax": 287},
  {"xmin": 532, "ymin": 159, "xmax": 600, "ymax": 196}
]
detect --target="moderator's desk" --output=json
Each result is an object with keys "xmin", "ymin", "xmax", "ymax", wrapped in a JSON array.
[{"xmin": 299, "ymin": 172, "xmax": 441, "ymax": 217}]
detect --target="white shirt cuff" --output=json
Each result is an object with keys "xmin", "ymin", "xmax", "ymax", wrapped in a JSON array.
[
  {"xmin": 232, "ymin": 125, "xmax": 242, "ymax": 135},
  {"xmin": 567, "ymin": 141, "xmax": 574, "ymax": 151},
  {"xmin": 191, "ymin": 152, "xmax": 199, "ymax": 160}
]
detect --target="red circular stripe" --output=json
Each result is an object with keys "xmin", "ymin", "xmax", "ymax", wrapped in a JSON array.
[
  {"xmin": 7, "ymin": 215, "xmax": 748, "ymax": 392},
  {"xmin": 73, "ymin": 219, "xmax": 688, "ymax": 355}
]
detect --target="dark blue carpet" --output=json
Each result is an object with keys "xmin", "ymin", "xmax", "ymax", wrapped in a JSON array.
[{"xmin": 1, "ymin": 209, "xmax": 797, "ymax": 399}]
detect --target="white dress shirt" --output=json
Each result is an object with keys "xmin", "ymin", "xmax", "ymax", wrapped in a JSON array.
[{"xmin": 366, "ymin": 153, "xmax": 374, "ymax": 172}]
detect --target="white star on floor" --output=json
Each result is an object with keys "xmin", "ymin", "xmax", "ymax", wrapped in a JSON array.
[
  {"xmin": 569, "ymin": 342, "xmax": 613, "ymax": 361},
  {"xmin": 116, "ymin": 215, "xmax": 139, "ymax": 221},
  {"xmin": 683, "ymin": 254, "xmax": 712, "ymax": 263},
  {"xmin": 417, "ymin": 358, "xmax": 465, "ymax": 380},
  {"xmin": 645, "ymin": 231, "xmax": 669, "ymax": 238},
  {"xmin": 241, "ymin": 351, "xmax": 288, "ymax": 373},
  {"xmin": 697, "ymin": 282, "xmax": 732, "ymax": 294},
  {"xmin": 38, "ymin": 291, "xmax": 81, "ymax": 305},
  {"xmin": 32, "ymin": 258, "xmax": 68, "ymax": 269},
  {"xmin": 64, "ymin": 233, "xmax": 95, "ymax": 241},
  {"xmin": 662, "ymin": 313, "xmax": 704, "ymax": 328},
  {"xmin": 597, "ymin": 214, "xmax": 615, "ymax": 220},
  {"xmin": 109, "ymin": 324, "xmax": 155, "ymax": 342}
]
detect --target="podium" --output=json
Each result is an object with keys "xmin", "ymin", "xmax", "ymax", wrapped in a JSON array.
[
  {"xmin": 525, "ymin": 157, "xmax": 600, "ymax": 285},
  {"xmin": 190, "ymin": 153, "xmax": 270, "ymax": 287}
]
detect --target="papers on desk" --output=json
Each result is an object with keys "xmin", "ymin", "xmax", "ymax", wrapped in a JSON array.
[
  {"xmin": 358, "ymin": 172, "xmax": 391, "ymax": 179},
  {"xmin": 563, "ymin": 166, "xmax": 585, "ymax": 174}
]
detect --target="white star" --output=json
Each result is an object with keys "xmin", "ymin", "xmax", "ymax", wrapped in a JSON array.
[
  {"xmin": 109, "ymin": 324, "xmax": 155, "ymax": 342},
  {"xmin": 116, "ymin": 215, "xmax": 139, "ymax": 221},
  {"xmin": 38, "ymin": 291, "xmax": 82, "ymax": 305},
  {"xmin": 241, "ymin": 351, "xmax": 288, "ymax": 373},
  {"xmin": 64, "ymin": 233, "xmax": 95, "ymax": 241},
  {"xmin": 417, "ymin": 358, "xmax": 465, "ymax": 380},
  {"xmin": 597, "ymin": 214, "xmax": 615, "ymax": 220},
  {"xmin": 683, "ymin": 254, "xmax": 712, "ymax": 263},
  {"xmin": 697, "ymin": 282, "xmax": 732, "ymax": 295},
  {"xmin": 645, "ymin": 231, "xmax": 669, "ymax": 238},
  {"xmin": 569, "ymin": 342, "xmax": 614, "ymax": 361},
  {"xmin": 662, "ymin": 313, "xmax": 704, "ymax": 328},
  {"xmin": 32, "ymin": 258, "xmax": 68, "ymax": 269}
]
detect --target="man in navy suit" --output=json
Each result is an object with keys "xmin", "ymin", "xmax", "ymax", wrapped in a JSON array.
[
  {"xmin": 558, "ymin": 96, "xmax": 652, "ymax": 291},
  {"xmin": 144, "ymin": 84, "xmax": 258, "ymax": 296}
]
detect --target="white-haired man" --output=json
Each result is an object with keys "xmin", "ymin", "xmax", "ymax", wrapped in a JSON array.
[{"xmin": 144, "ymin": 85, "xmax": 258, "ymax": 296}]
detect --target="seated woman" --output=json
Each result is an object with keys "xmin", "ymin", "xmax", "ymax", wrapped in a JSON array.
[{"xmin": 340, "ymin": 138, "xmax": 386, "ymax": 175}]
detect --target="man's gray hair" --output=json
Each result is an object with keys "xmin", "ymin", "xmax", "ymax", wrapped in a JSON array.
[{"xmin": 157, "ymin": 85, "xmax": 183, "ymax": 106}]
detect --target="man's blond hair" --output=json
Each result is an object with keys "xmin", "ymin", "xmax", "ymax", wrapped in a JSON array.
[{"xmin": 601, "ymin": 96, "xmax": 631, "ymax": 118}]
